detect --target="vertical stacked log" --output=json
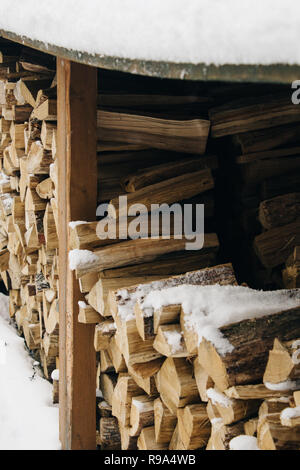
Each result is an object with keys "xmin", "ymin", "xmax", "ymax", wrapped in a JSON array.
[{"xmin": 0, "ymin": 40, "xmax": 59, "ymax": 382}]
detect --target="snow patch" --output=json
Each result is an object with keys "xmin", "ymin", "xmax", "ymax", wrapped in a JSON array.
[
  {"xmin": 207, "ymin": 388, "xmax": 232, "ymax": 408},
  {"xmin": 69, "ymin": 220, "xmax": 87, "ymax": 229},
  {"xmin": 69, "ymin": 249, "xmax": 100, "ymax": 271},
  {"xmin": 1, "ymin": 1, "xmax": 300, "ymax": 66},
  {"xmin": 164, "ymin": 329, "xmax": 183, "ymax": 354},
  {"xmin": 51, "ymin": 369, "xmax": 59, "ymax": 381},
  {"xmin": 281, "ymin": 406, "xmax": 300, "ymax": 420},
  {"xmin": 229, "ymin": 435, "xmax": 260, "ymax": 451},
  {"xmin": 264, "ymin": 379, "xmax": 300, "ymax": 391},
  {"xmin": 0, "ymin": 293, "xmax": 60, "ymax": 450}
]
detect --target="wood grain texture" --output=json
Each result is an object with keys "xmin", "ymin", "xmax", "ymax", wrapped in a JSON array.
[
  {"xmin": 97, "ymin": 109, "xmax": 210, "ymax": 154},
  {"xmin": 57, "ymin": 58, "xmax": 97, "ymax": 450}
]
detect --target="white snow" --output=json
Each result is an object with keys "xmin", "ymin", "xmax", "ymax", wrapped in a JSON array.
[
  {"xmin": 280, "ymin": 406, "xmax": 300, "ymax": 420},
  {"xmin": 164, "ymin": 329, "xmax": 183, "ymax": 355},
  {"xmin": 264, "ymin": 379, "xmax": 300, "ymax": 391},
  {"xmin": 141, "ymin": 285, "xmax": 300, "ymax": 355},
  {"xmin": 229, "ymin": 435, "xmax": 260, "ymax": 451},
  {"xmin": 69, "ymin": 221, "xmax": 87, "ymax": 230},
  {"xmin": 291, "ymin": 340, "xmax": 300, "ymax": 365},
  {"xmin": 207, "ymin": 388, "xmax": 232, "ymax": 408},
  {"xmin": 68, "ymin": 249, "xmax": 100, "ymax": 271},
  {"xmin": 116, "ymin": 266, "xmax": 236, "ymax": 323},
  {"xmin": 0, "ymin": 293, "xmax": 60, "ymax": 450},
  {"xmin": 51, "ymin": 369, "xmax": 59, "ymax": 381},
  {"xmin": 0, "ymin": 1, "xmax": 300, "ymax": 66},
  {"xmin": 132, "ymin": 398, "xmax": 147, "ymax": 411}
]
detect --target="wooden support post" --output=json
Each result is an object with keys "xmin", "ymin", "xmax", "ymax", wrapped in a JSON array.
[{"xmin": 57, "ymin": 58, "xmax": 97, "ymax": 449}]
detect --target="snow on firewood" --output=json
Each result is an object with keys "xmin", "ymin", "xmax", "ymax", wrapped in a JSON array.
[
  {"xmin": 68, "ymin": 248, "xmax": 100, "ymax": 271},
  {"xmin": 141, "ymin": 285, "xmax": 300, "ymax": 355}
]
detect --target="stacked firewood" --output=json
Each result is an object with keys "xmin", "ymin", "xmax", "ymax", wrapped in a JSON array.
[
  {"xmin": 0, "ymin": 39, "xmax": 59, "ymax": 380},
  {"xmin": 208, "ymin": 93, "xmax": 300, "ymax": 289},
  {"xmin": 88, "ymin": 262, "xmax": 300, "ymax": 450}
]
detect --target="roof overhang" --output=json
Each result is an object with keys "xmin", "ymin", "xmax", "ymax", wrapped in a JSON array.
[{"xmin": 1, "ymin": 28, "xmax": 300, "ymax": 84}]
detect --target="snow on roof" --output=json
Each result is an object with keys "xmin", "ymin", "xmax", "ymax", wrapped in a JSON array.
[{"xmin": 0, "ymin": 0, "xmax": 300, "ymax": 67}]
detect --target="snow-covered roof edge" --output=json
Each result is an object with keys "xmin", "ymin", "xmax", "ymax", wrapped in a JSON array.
[{"xmin": 1, "ymin": 28, "xmax": 299, "ymax": 84}]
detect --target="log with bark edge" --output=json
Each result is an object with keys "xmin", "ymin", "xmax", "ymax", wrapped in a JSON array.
[
  {"xmin": 197, "ymin": 304, "xmax": 300, "ymax": 392},
  {"xmin": 258, "ymin": 192, "xmax": 300, "ymax": 230},
  {"xmin": 254, "ymin": 220, "xmax": 300, "ymax": 268},
  {"xmin": 73, "ymin": 233, "xmax": 219, "ymax": 277},
  {"xmin": 123, "ymin": 155, "xmax": 218, "ymax": 192},
  {"xmin": 108, "ymin": 168, "xmax": 214, "ymax": 218},
  {"xmin": 206, "ymin": 419, "xmax": 246, "ymax": 450},
  {"xmin": 209, "ymin": 93, "xmax": 300, "ymax": 138}
]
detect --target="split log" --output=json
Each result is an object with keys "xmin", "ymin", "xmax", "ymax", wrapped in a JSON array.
[
  {"xmin": 177, "ymin": 403, "xmax": 211, "ymax": 449},
  {"xmin": 109, "ymin": 335, "xmax": 127, "ymax": 373},
  {"xmin": 111, "ymin": 375, "xmax": 144, "ymax": 427},
  {"xmin": 127, "ymin": 359, "xmax": 162, "ymax": 396},
  {"xmin": 124, "ymin": 155, "xmax": 218, "ymax": 192},
  {"xmin": 259, "ymin": 192, "xmax": 300, "ymax": 230},
  {"xmin": 137, "ymin": 426, "xmax": 168, "ymax": 450},
  {"xmin": 73, "ymin": 233, "xmax": 219, "ymax": 277},
  {"xmin": 94, "ymin": 320, "xmax": 116, "ymax": 351},
  {"xmin": 108, "ymin": 168, "xmax": 214, "ymax": 218},
  {"xmin": 209, "ymin": 93, "xmax": 300, "ymax": 138},
  {"xmin": 225, "ymin": 384, "xmax": 293, "ymax": 400},
  {"xmin": 129, "ymin": 395, "xmax": 154, "ymax": 436},
  {"xmin": 198, "ymin": 305, "xmax": 300, "ymax": 392},
  {"xmin": 97, "ymin": 109, "xmax": 210, "ymax": 154},
  {"xmin": 193, "ymin": 356, "xmax": 214, "ymax": 401},
  {"xmin": 258, "ymin": 415, "xmax": 300, "ymax": 450},
  {"xmin": 263, "ymin": 338, "xmax": 300, "ymax": 384},
  {"xmin": 168, "ymin": 424, "xmax": 185, "ymax": 450},
  {"xmin": 233, "ymin": 122, "xmax": 300, "ymax": 154},
  {"xmin": 100, "ymin": 373, "xmax": 118, "ymax": 407},
  {"xmin": 254, "ymin": 220, "xmax": 300, "ymax": 268},
  {"xmin": 154, "ymin": 397, "xmax": 177, "ymax": 444},
  {"xmin": 153, "ymin": 325, "xmax": 188, "ymax": 358},
  {"xmin": 156, "ymin": 357, "xmax": 199, "ymax": 415},
  {"xmin": 206, "ymin": 419, "xmax": 245, "ymax": 450},
  {"xmin": 206, "ymin": 392, "xmax": 261, "ymax": 425},
  {"xmin": 78, "ymin": 302, "xmax": 102, "ymax": 324},
  {"xmin": 101, "ymin": 249, "xmax": 217, "ymax": 279},
  {"xmin": 31, "ymin": 98, "xmax": 57, "ymax": 121},
  {"xmin": 99, "ymin": 417, "xmax": 121, "ymax": 450}
]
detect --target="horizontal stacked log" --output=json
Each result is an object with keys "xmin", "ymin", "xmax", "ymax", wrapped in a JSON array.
[{"xmin": 208, "ymin": 92, "xmax": 300, "ymax": 289}]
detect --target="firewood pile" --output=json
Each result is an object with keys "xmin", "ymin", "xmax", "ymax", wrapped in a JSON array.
[
  {"xmin": 0, "ymin": 38, "xmax": 59, "ymax": 381},
  {"xmin": 90, "ymin": 262, "xmax": 300, "ymax": 450},
  {"xmin": 0, "ymin": 38, "xmax": 299, "ymax": 450}
]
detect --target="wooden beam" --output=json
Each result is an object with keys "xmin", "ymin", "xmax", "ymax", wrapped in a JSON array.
[{"xmin": 57, "ymin": 58, "xmax": 97, "ymax": 449}]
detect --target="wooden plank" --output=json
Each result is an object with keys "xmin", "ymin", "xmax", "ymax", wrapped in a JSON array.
[{"xmin": 57, "ymin": 58, "xmax": 97, "ymax": 450}]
